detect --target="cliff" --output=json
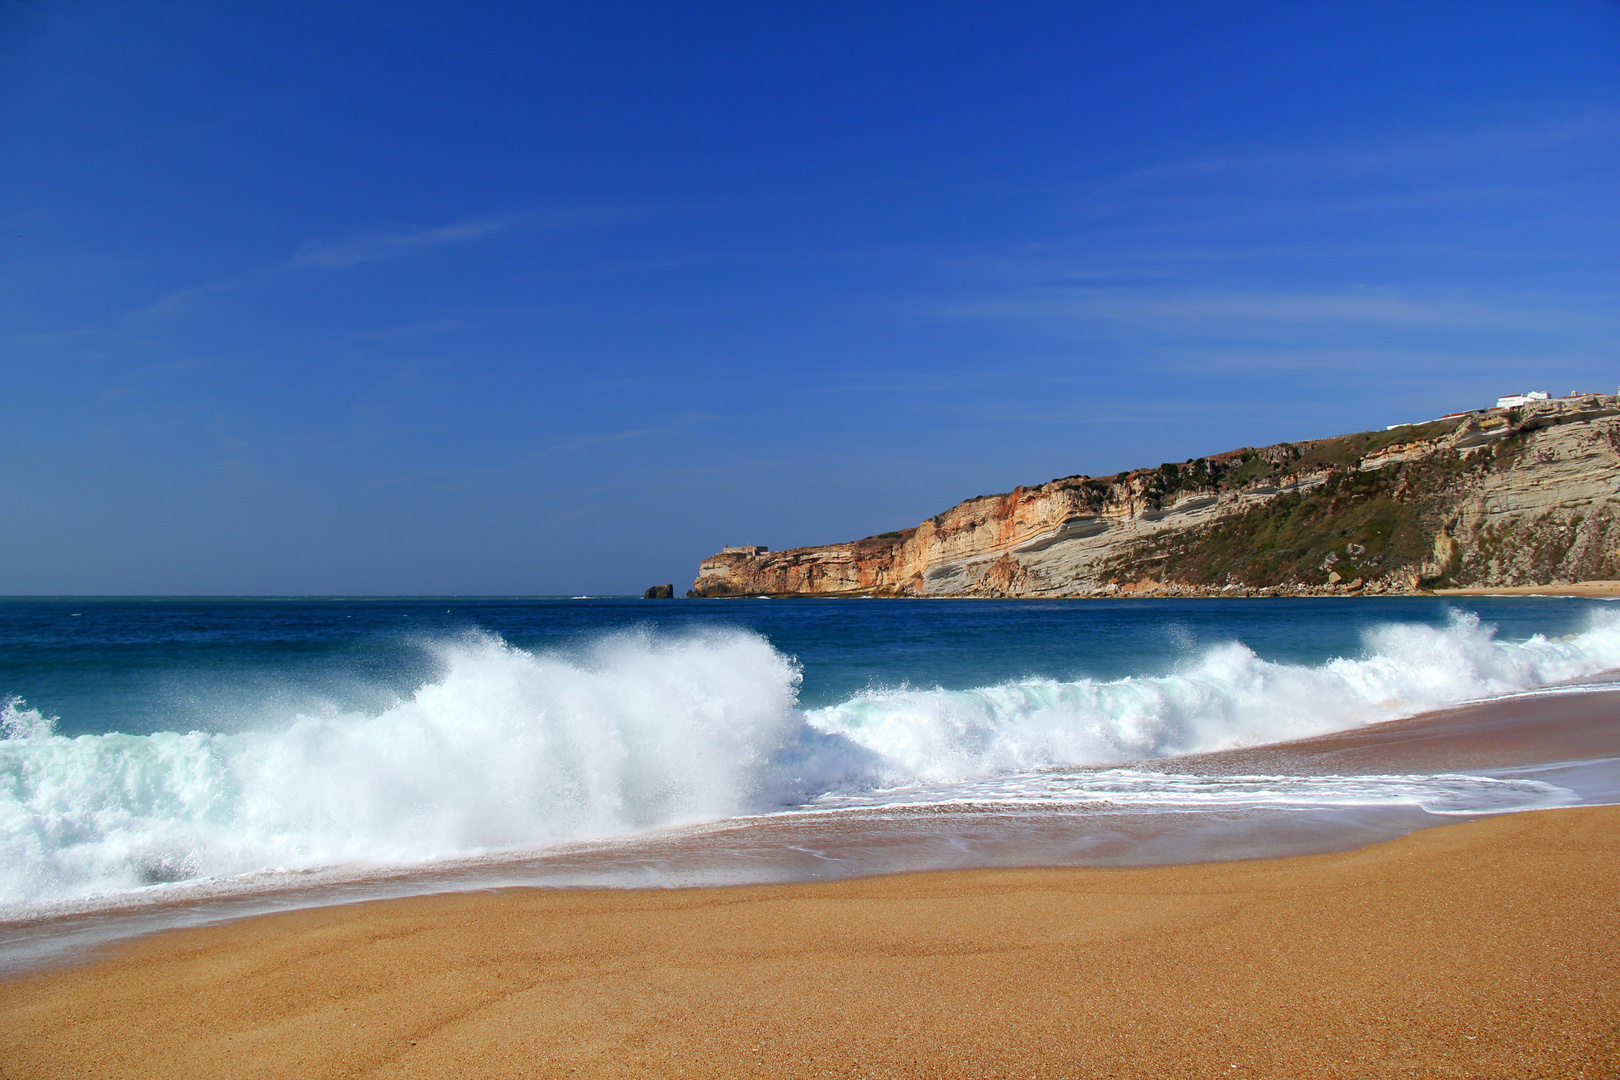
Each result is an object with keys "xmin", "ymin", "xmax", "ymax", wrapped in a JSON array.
[{"xmin": 691, "ymin": 393, "xmax": 1620, "ymax": 598}]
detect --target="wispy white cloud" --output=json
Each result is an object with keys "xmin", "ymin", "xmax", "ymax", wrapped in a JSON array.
[
  {"xmin": 985, "ymin": 111, "xmax": 1620, "ymax": 270},
  {"xmin": 951, "ymin": 286, "xmax": 1520, "ymax": 330},
  {"xmin": 286, "ymin": 204, "xmax": 643, "ymax": 271},
  {"xmin": 125, "ymin": 277, "xmax": 244, "ymax": 320},
  {"xmin": 929, "ymin": 110, "xmax": 1620, "ymax": 364},
  {"xmin": 933, "ymin": 279, "xmax": 1620, "ymax": 385},
  {"xmin": 204, "ymin": 413, "xmax": 250, "ymax": 451},
  {"xmin": 335, "ymin": 318, "xmax": 469, "ymax": 343},
  {"xmin": 286, "ymin": 213, "xmax": 530, "ymax": 270},
  {"xmin": 107, "ymin": 203, "xmax": 645, "ymax": 327},
  {"xmin": 17, "ymin": 325, "xmax": 102, "ymax": 345},
  {"xmin": 1127, "ymin": 111, "xmax": 1620, "ymax": 186},
  {"xmin": 92, "ymin": 356, "xmax": 214, "ymax": 407}
]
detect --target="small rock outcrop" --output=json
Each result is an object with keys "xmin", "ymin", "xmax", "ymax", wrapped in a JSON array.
[
  {"xmin": 642, "ymin": 584, "xmax": 675, "ymax": 599},
  {"xmin": 691, "ymin": 393, "xmax": 1620, "ymax": 597}
]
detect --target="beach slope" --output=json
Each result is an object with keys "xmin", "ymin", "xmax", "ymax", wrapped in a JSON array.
[{"xmin": 3, "ymin": 805, "xmax": 1618, "ymax": 1079}]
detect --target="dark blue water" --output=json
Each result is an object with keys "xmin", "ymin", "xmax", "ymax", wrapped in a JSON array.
[{"xmin": 1, "ymin": 595, "xmax": 1608, "ymax": 738}]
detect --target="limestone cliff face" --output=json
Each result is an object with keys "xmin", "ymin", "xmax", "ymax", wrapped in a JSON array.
[
  {"xmin": 691, "ymin": 395, "xmax": 1620, "ymax": 597},
  {"xmin": 1445, "ymin": 415, "xmax": 1620, "ymax": 586}
]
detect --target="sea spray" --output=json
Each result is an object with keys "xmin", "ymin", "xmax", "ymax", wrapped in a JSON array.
[
  {"xmin": 3, "ymin": 609, "xmax": 1620, "ymax": 908},
  {"xmin": 805, "ymin": 610, "xmax": 1620, "ymax": 779},
  {"xmin": 0, "ymin": 630, "xmax": 850, "ymax": 907}
]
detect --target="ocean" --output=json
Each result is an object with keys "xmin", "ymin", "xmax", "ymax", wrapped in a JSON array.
[{"xmin": 3, "ymin": 595, "xmax": 1619, "ymax": 971}]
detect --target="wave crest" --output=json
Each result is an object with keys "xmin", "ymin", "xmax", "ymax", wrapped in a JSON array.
[
  {"xmin": 0, "ymin": 630, "xmax": 833, "ymax": 906},
  {"xmin": 3, "ymin": 609, "xmax": 1618, "ymax": 908},
  {"xmin": 804, "ymin": 610, "xmax": 1620, "ymax": 779}
]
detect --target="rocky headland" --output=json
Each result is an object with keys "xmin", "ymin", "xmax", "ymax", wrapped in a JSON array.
[{"xmin": 691, "ymin": 393, "xmax": 1620, "ymax": 598}]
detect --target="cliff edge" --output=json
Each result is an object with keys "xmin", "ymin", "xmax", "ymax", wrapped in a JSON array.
[{"xmin": 691, "ymin": 393, "xmax": 1620, "ymax": 598}]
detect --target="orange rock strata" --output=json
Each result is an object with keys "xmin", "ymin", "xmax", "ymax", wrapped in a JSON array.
[{"xmin": 692, "ymin": 395, "xmax": 1620, "ymax": 598}]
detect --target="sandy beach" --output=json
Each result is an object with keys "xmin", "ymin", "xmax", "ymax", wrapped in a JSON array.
[
  {"xmin": 1434, "ymin": 580, "xmax": 1620, "ymax": 598},
  {"xmin": 1, "ymin": 803, "xmax": 1616, "ymax": 1079},
  {"xmin": 4, "ymin": 635, "xmax": 1618, "ymax": 1078}
]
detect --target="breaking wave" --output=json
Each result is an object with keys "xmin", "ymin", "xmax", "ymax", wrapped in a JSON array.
[
  {"xmin": 2, "ymin": 609, "xmax": 1618, "ymax": 908},
  {"xmin": 805, "ymin": 610, "xmax": 1620, "ymax": 778}
]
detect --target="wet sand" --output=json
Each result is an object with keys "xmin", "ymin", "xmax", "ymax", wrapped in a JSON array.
[
  {"xmin": 4, "ymin": 687, "xmax": 1617, "ymax": 1076},
  {"xmin": 13, "ymin": 684, "xmax": 1617, "ymax": 980},
  {"xmin": 1160, "ymin": 683, "xmax": 1620, "ymax": 775},
  {"xmin": 2, "ymin": 804, "xmax": 1618, "ymax": 1079}
]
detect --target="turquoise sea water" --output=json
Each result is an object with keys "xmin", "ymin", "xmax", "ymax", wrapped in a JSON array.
[
  {"xmin": 2, "ymin": 595, "xmax": 1618, "ymax": 926},
  {"xmin": 4, "ymin": 595, "xmax": 1609, "ymax": 735}
]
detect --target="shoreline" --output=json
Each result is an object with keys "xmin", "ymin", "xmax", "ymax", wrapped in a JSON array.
[
  {"xmin": 1435, "ymin": 580, "xmax": 1620, "ymax": 598},
  {"xmin": 3, "ymin": 681, "xmax": 1618, "ymax": 980},
  {"xmin": 687, "ymin": 581, "xmax": 1620, "ymax": 599},
  {"xmin": 3, "ymin": 805, "xmax": 1617, "ymax": 1078},
  {"xmin": 2, "ymin": 679, "xmax": 1617, "ymax": 1076}
]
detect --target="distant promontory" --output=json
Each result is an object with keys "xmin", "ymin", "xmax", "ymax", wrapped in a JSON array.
[{"xmin": 691, "ymin": 391, "xmax": 1620, "ymax": 598}]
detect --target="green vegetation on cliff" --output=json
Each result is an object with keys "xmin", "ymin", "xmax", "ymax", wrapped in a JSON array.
[
  {"xmin": 1060, "ymin": 418, "xmax": 1469, "ymax": 511},
  {"xmin": 693, "ymin": 398, "xmax": 1620, "ymax": 597},
  {"xmin": 1104, "ymin": 434, "xmax": 1512, "ymax": 590}
]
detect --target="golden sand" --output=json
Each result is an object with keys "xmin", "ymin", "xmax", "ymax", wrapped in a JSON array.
[
  {"xmin": 1434, "ymin": 580, "xmax": 1620, "ymax": 598},
  {"xmin": 2, "ymin": 805, "xmax": 1617, "ymax": 1079}
]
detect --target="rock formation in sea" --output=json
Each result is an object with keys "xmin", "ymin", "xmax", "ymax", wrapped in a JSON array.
[
  {"xmin": 691, "ymin": 393, "xmax": 1620, "ymax": 597},
  {"xmin": 643, "ymin": 584, "xmax": 676, "ymax": 599}
]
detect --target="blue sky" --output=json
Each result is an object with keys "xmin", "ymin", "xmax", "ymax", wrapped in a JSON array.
[{"xmin": 2, "ymin": 1, "xmax": 1617, "ymax": 594}]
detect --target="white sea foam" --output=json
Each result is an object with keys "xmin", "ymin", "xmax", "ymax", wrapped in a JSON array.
[
  {"xmin": 0, "ymin": 630, "xmax": 852, "ymax": 909},
  {"xmin": 799, "ymin": 769, "xmax": 1574, "ymax": 817},
  {"xmin": 2, "ymin": 610, "xmax": 1618, "ymax": 909},
  {"xmin": 803, "ymin": 610, "xmax": 1620, "ymax": 779}
]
